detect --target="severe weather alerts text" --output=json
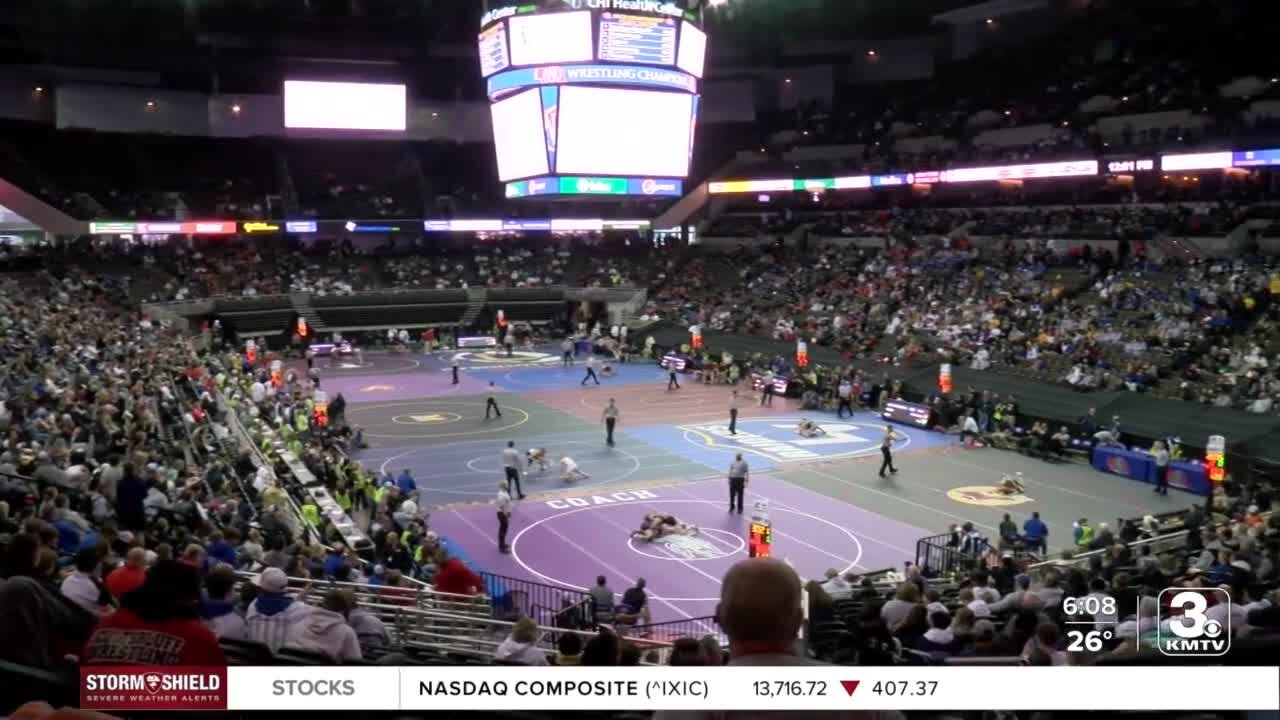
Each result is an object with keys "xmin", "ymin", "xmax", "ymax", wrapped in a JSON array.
[
  {"xmin": 419, "ymin": 679, "xmax": 707, "ymax": 701},
  {"xmin": 80, "ymin": 667, "xmax": 228, "ymax": 711}
]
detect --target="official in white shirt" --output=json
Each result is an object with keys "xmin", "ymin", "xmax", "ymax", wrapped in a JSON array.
[
  {"xmin": 496, "ymin": 481, "xmax": 513, "ymax": 553},
  {"xmin": 502, "ymin": 440, "xmax": 525, "ymax": 499},
  {"xmin": 581, "ymin": 355, "xmax": 601, "ymax": 386},
  {"xmin": 837, "ymin": 379, "xmax": 854, "ymax": 418}
]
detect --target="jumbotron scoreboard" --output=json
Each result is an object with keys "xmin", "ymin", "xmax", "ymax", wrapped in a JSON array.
[{"xmin": 477, "ymin": 0, "xmax": 706, "ymax": 198}]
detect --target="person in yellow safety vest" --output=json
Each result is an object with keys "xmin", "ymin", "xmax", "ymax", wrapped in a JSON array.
[
  {"xmin": 373, "ymin": 482, "xmax": 390, "ymax": 508},
  {"xmin": 334, "ymin": 485, "xmax": 352, "ymax": 513},
  {"xmin": 1151, "ymin": 437, "xmax": 1184, "ymax": 461},
  {"xmin": 301, "ymin": 500, "xmax": 320, "ymax": 528},
  {"xmin": 354, "ymin": 472, "xmax": 373, "ymax": 512},
  {"xmin": 262, "ymin": 482, "xmax": 288, "ymax": 511},
  {"xmin": 1073, "ymin": 518, "xmax": 1095, "ymax": 549}
]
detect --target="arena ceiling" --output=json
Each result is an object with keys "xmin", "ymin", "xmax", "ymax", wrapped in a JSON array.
[{"xmin": 1, "ymin": 0, "xmax": 983, "ymax": 63}]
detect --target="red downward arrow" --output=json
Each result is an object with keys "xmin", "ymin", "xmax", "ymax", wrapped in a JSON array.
[{"xmin": 840, "ymin": 681, "xmax": 860, "ymax": 697}]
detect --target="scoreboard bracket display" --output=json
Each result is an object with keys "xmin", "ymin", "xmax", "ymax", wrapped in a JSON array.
[
  {"xmin": 882, "ymin": 399, "xmax": 932, "ymax": 428},
  {"xmin": 478, "ymin": 2, "xmax": 706, "ymax": 197}
]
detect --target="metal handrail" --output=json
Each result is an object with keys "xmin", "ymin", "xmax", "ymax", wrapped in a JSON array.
[
  {"xmin": 219, "ymin": 391, "xmax": 317, "ymax": 545},
  {"xmin": 1026, "ymin": 510, "xmax": 1275, "ymax": 581},
  {"xmin": 233, "ymin": 572, "xmax": 673, "ymax": 663}
]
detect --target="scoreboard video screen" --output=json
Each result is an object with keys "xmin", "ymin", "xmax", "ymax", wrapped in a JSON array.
[
  {"xmin": 478, "ymin": 24, "xmax": 511, "ymax": 77},
  {"xmin": 598, "ymin": 13, "xmax": 677, "ymax": 65},
  {"xmin": 508, "ymin": 11, "xmax": 595, "ymax": 66},
  {"xmin": 555, "ymin": 86, "xmax": 694, "ymax": 178},
  {"xmin": 478, "ymin": 3, "xmax": 705, "ymax": 196}
]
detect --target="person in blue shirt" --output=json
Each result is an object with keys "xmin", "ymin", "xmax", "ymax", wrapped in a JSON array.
[
  {"xmin": 52, "ymin": 516, "xmax": 83, "ymax": 555},
  {"xmin": 397, "ymin": 469, "xmax": 417, "ymax": 499},
  {"xmin": 205, "ymin": 530, "xmax": 238, "ymax": 568},
  {"xmin": 1022, "ymin": 511, "xmax": 1048, "ymax": 555},
  {"xmin": 323, "ymin": 544, "xmax": 347, "ymax": 579}
]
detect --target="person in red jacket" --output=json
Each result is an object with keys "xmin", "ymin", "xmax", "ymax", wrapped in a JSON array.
[
  {"xmin": 433, "ymin": 556, "xmax": 484, "ymax": 596},
  {"xmin": 83, "ymin": 561, "xmax": 226, "ymax": 666}
]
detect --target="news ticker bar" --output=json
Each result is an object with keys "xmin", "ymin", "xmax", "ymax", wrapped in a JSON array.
[
  {"xmin": 87, "ymin": 218, "xmax": 654, "ymax": 236},
  {"xmin": 709, "ymin": 144, "xmax": 1280, "ymax": 196},
  {"xmin": 85, "ymin": 666, "xmax": 1280, "ymax": 712}
]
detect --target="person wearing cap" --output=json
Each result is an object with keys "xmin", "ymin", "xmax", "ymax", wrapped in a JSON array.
[
  {"xmin": 83, "ymin": 561, "xmax": 227, "ymax": 666},
  {"xmin": 245, "ymin": 567, "xmax": 313, "ymax": 653}
]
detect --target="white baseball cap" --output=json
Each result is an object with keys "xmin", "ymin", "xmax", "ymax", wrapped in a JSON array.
[{"xmin": 254, "ymin": 567, "xmax": 289, "ymax": 593}]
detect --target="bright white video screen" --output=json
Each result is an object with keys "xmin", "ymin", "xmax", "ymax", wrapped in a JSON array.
[
  {"xmin": 490, "ymin": 88, "xmax": 550, "ymax": 182},
  {"xmin": 555, "ymin": 86, "xmax": 694, "ymax": 178},
  {"xmin": 508, "ymin": 11, "xmax": 593, "ymax": 66},
  {"xmin": 283, "ymin": 81, "xmax": 406, "ymax": 131},
  {"xmin": 677, "ymin": 22, "xmax": 707, "ymax": 78}
]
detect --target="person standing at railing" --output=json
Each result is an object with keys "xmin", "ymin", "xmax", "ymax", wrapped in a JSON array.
[
  {"xmin": 1023, "ymin": 511, "xmax": 1048, "ymax": 555},
  {"xmin": 496, "ymin": 480, "xmax": 513, "ymax": 554},
  {"xmin": 433, "ymin": 555, "xmax": 484, "ymax": 596}
]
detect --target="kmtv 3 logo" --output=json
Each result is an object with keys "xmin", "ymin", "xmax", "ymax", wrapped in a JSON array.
[{"xmin": 1157, "ymin": 588, "xmax": 1231, "ymax": 656}]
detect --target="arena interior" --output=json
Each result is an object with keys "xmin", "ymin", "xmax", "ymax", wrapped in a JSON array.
[{"xmin": 0, "ymin": 0, "xmax": 1279, "ymax": 718}]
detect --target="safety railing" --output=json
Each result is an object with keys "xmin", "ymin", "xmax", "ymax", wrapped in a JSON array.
[
  {"xmin": 234, "ymin": 572, "xmax": 672, "ymax": 664},
  {"xmin": 235, "ymin": 572, "xmax": 491, "ymax": 621},
  {"xmin": 479, "ymin": 571, "xmax": 593, "ymax": 627},
  {"xmin": 219, "ymin": 391, "xmax": 317, "ymax": 545},
  {"xmin": 915, "ymin": 532, "xmax": 989, "ymax": 577},
  {"xmin": 623, "ymin": 616, "xmax": 726, "ymax": 648}
]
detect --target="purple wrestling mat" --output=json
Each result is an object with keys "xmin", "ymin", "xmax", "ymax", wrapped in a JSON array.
[{"xmin": 429, "ymin": 475, "xmax": 930, "ymax": 623}]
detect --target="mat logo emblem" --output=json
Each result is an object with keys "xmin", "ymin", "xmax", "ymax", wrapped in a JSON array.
[
  {"xmin": 451, "ymin": 351, "xmax": 560, "ymax": 367},
  {"xmin": 946, "ymin": 485, "xmax": 1033, "ymax": 507},
  {"xmin": 360, "ymin": 384, "xmax": 395, "ymax": 392},
  {"xmin": 656, "ymin": 533, "xmax": 727, "ymax": 561},
  {"xmin": 679, "ymin": 418, "xmax": 884, "ymax": 463}
]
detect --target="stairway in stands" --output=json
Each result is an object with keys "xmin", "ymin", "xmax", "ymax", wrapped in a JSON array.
[
  {"xmin": 291, "ymin": 293, "xmax": 327, "ymax": 333},
  {"xmin": 459, "ymin": 289, "xmax": 487, "ymax": 328}
]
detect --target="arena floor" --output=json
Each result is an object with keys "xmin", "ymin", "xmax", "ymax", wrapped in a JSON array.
[{"xmin": 334, "ymin": 348, "xmax": 1203, "ymax": 623}]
